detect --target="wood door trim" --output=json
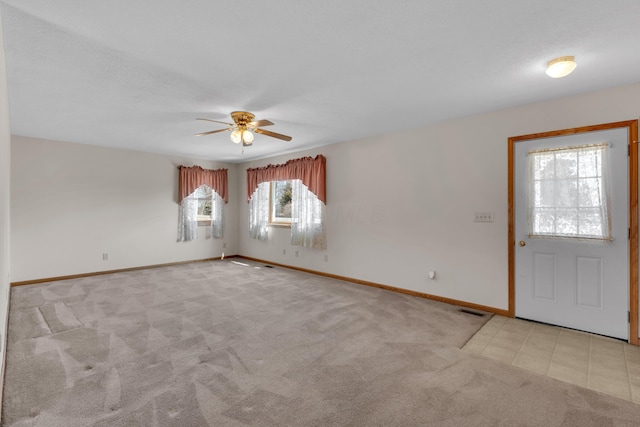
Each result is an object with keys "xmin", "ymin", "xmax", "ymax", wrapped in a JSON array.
[
  {"xmin": 629, "ymin": 120, "xmax": 639, "ymax": 344},
  {"xmin": 508, "ymin": 120, "xmax": 639, "ymax": 345}
]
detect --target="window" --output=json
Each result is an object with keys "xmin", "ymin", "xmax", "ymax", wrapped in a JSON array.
[
  {"xmin": 194, "ymin": 186, "xmax": 214, "ymax": 225},
  {"xmin": 177, "ymin": 165, "xmax": 227, "ymax": 242},
  {"xmin": 249, "ymin": 179, "xmax": 326, "ymax": 247},
  {"xmin": 270, "ymin": 180, "xmax": 293, "ymax": 225},
  {"xmin": 247, "ymin": 155, "xmax": 327, "ymax": 249},
  {"xmin": 528, "ymin": 143, "xmax": 611, "ymax": 241},
  {"xmin": 178, "ymin": 184, "xmax": 224, "ymax": 241}
]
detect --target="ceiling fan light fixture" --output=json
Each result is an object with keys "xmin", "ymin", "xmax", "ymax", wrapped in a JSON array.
[
  {"xmin": 545, "ymin": 56, "xmax": 576, "ymax": 78},
  {"xmin": 230, "ymin": 129, "xmax": 242, "ymax": 144},
  {"xmin": 242, "ymin": 130, "xmax": 254, "ymax": 143},
  {"xmin": 196, "ymin": 111, "xmax": 292, "ymax": 147}
]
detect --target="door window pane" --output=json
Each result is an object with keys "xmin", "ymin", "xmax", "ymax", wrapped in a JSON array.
[{"xmin": 528, "ymin": 143, "xmax": 611, "ymax": 240}]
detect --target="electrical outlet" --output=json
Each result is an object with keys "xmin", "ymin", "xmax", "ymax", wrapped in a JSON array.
[
  {"xmin": 102, "ymin": 253, "xmax": 109, "ymax": 261},
  {"xmin": 474, "ymin": 212, "xmax": 494, "ymax": 223},
  {"xmin": 223, "ymin": 242, "xmax": 227, "ymax": 249},
  {"xmin": 282, "ymin": 249, "xmax": 286, "ymax": 255},
  {"xmin": 295, "ymin": 250, "xmax": 299, "ymax": 257},
  {"xmin": 324, "ymin": 254, "xmax": 329, "ymax": 262}
]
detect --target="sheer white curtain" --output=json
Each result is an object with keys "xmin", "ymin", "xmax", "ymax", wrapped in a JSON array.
[
  {"xmin": 528, "ymin": 143, "xmax": 611, "ymax": 240},
  {"xmin": 177, "ymin": 185, "xmax": 224, "ymax": 241},
  {"xmin": 177, "ymin": 197, "xmax": 198, "ymax": 242},
  {"xmin": 210, "ymin": 192, "xmax": 224, "ymax": 239},
  {"xmin": 291, "ymin": 179, "xmax": 327, "ymax": 249},
  {"xmin": 248, "ymin": 181, "xmax": 270, "ymax": 240}
]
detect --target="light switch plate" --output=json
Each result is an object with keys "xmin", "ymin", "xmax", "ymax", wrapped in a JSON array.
[{"xmin": 474, "ymin": 212, "xmax": 494, "ymax": 222}]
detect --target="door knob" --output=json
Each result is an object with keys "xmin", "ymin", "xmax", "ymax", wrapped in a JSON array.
[{"xmin": 519, "ymin": 240, "xmax": 526, "ymax": 247}]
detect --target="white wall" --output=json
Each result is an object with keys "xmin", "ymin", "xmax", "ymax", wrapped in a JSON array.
[
  {"xmin": 239, "ymin": 83, "xmax": 640, "ymax": 311},
  {"xmin": 0, "ymin": 5, "xmax": 12, "ymax": 401},
  {"xmin": 10, "ymin": 136, "xmax": 239, "ymax": 282},
  {"xmin": 8, "ymin": 83, "xmax": 640, "ymax": 311}
]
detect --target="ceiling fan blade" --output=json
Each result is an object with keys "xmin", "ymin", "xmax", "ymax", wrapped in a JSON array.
[
  {"xmin": 249, "ymin": 119, "xmax": 274, "ymax": 127},
  {"xmin": 254, "ymin": 128, "xmax": 292, "ymax": 141},
  {"xmin": 197, "ymin": 118, "xmax": 234, "ymax": 126},
  {"xmin": 194, "ymin": 128, "xmax": 229, "ymax": 136}
]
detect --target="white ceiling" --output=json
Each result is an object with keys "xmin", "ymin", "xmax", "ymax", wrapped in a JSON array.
[{"xmin": 2, "ymin": 1, "xmax": 640, "ymax": 163}]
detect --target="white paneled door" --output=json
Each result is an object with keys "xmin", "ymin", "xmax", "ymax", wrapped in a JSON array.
[{"xmin": 514, "ymin": 128, "xmax": 629, "ymax": 340}]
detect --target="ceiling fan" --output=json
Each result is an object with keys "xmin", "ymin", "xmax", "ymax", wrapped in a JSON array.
[{"xmin": 195, "ymin": 111, "xmax": 292, "ymax": 147}]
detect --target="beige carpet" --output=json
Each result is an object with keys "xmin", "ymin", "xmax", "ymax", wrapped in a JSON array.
[{"xmin": 3, "ymin": 259, "xmax": 640, "ymax": 426}]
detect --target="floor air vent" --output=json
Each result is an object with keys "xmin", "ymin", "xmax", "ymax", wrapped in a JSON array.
[{"xmin": 459, "ymin": 308, "xmax": 486, "ymax": 317}]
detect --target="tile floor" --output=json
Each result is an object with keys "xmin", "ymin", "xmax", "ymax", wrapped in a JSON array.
[{"xmin": 463, "ymin": 315, "xmax": 640, "ymax": 403}]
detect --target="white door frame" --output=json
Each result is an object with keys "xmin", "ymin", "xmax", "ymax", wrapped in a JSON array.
[{"xmin": 508, "ymin": 120, "xmax": 639, "ymax": 345}]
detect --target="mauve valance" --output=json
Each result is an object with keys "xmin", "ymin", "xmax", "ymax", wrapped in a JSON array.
[
  {"xmin": 246, "ymin": 155, "xmax": 326, "ymax": 204},
  {"xmin": 178, "ymin": 166, "xmax": 228, "ymax": 203}
]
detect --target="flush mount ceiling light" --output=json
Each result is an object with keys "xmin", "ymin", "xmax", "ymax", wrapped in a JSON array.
[
  {"xmin": 195, "ymin": 111, "xmax": 292, "ymax": 148},
  {"xmin": 545, "ymin": 56, "xmax": 577, "ymax": 78}
]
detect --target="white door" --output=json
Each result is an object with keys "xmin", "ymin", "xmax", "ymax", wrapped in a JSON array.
[{"xmin": 515, "ymin": 128, "xmax": 629, "ymax": 339}]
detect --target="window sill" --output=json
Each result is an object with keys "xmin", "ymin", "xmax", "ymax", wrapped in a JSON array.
[{"xmin": 269, "ymin": 223, "xmax": 291, "ymax": 228}]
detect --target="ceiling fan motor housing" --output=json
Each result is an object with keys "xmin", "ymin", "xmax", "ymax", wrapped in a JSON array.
[{"xmin": 231, "ymin": 111, "xmax": 255, "ymax": 127}]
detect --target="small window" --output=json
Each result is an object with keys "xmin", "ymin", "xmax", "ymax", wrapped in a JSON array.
[
  {"xmin": 528, "ymin": 143, "xmax": 611, "ymax": 241},
  {"xmin": 270, "ymin": 180, "xmax": 292, "ymax": 226},
  {"xmin": 193, "ymin": 185, "xmax": 213, "ymax": 224}
]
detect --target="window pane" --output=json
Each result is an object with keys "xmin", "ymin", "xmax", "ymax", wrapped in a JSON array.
[
  {"xmin": 579, "ymin": 208, "xmax": 604, "ymax": 237},
  {"xmin": 528, "ymin": 143, "xmax": 610, "ymax": 240},
  {"xmin": 555, "ymin": 152, "xmax": 578, "ymax": 178},
  {"xmin": 198, "ymin": 199, "xmax": 212, "ymax": 216},
  {"xmin": 578, "ymin": 178, "xmax": 602, "ymax": 207},
  {"xmin": 534, "ymin": 209, "xmax": 555, "ymax": 234},
  {"xmin": 271, "ymin": 180, "xmax": 292, "ymax": 223},
  {"xmin": 191, "ymin": 185, "xmax": 213, "ymax": 221},
  {"xmin": 556, "ymin": 208, "xmax": 578, "ymax": 235},
  {"xmin": 534, "ymin": 153, "xmax": 555, "ymax": 180},
  {"xmin": 578, "ymin": 150, "xmax": 601, "ymax": 177},
  {"xmin": 537, "ymin": 180, "xmax": 555, "ymax": 207},
  {"xmin": 556, "ymin": 179, "xmax": 577, "ymax": 207}
]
